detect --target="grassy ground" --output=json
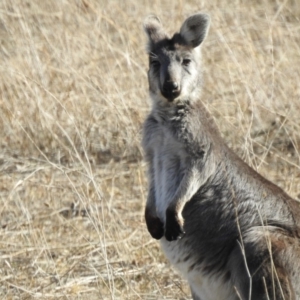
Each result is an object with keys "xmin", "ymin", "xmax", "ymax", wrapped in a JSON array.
[{"xmin": 0, "ymin": 0, "xmax": 300, "ymax": 299}]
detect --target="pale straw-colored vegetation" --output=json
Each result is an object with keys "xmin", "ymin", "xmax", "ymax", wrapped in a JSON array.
[{"xmin": 0, "ymin": 0, "xmax": 300, "ymax": 299}]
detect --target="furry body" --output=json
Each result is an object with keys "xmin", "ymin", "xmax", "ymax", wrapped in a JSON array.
[{"xmin": 142, "ymin": 13, "xmax": 300, "ymax": 299}]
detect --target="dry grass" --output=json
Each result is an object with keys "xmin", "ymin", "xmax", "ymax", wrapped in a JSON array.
[{"xmin": 0, "ymin": 0, "xmax": 300, "ymax": 299}]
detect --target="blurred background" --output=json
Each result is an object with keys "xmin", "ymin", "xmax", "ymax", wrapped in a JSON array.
[{"xmin": 0, "ymin": 0, "xmax": 300, "ymax": 299}]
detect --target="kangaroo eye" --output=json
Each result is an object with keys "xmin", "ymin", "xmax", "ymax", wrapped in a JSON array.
[
  {"xmin": 150, "ymin": 59, "xmax": 160, "ymax": 68},
  {"xmin": 182, "ymin": 59, "xmax": 191, "ymax": 66}
]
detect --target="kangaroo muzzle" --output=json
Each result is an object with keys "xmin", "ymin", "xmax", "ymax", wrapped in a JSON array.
[{"xmin": 161, "ymin": 80, "xmax": 181, "ymax": 101}]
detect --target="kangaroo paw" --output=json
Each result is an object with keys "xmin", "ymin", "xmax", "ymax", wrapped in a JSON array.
[
  {"xmin": 145, "ymin": 210, "xmax": 164, "ymax": 240},
  {"xmin": 165, "ymin": 208, "xmax": 185, "ymax": 241}
]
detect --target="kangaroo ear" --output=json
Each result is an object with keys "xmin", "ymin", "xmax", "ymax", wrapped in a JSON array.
[
  {"xmin": 179, "ymin": 13, "xmax": 210, "ymax": 48},
  {"xmin": 144, "ymin": 15, "xmax": 166, "ymax": 44}
]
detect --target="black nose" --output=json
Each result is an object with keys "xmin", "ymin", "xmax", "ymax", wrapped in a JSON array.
[
  {"xmin": 163, "ymin": 81, "xmax": 178, "ymax": 91},
  {"xmin": 162, "ymin": 81, "xmax": 180, "ymax": 101}
]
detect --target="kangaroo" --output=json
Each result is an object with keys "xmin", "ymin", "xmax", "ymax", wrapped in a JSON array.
[{"xmin": 142, "ymin": 13, "xmax": 300, "ymax": 300}]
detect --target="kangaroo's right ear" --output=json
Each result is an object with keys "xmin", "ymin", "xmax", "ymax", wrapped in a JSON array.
[
  {"xmin": 180, "ymin": 13, "xmax": 210, "ymax": 48},
  {"xmin": 144, "ymin": 15, "xmax": 166, "ymax": 45}
]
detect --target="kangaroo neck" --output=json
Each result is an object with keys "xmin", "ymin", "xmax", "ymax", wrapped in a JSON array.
[{"xmin": 152, "ymin": 99, "xmax": 191, "ymax": 123}]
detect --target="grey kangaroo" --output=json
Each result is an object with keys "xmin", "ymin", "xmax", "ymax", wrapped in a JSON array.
[{"xmin": 142, "ymin": 13, "xmax": 300, "ymax": 300}]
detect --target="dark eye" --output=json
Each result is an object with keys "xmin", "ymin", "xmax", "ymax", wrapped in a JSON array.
[
  {"xmin": 182, "ymin": 59, "xmax": 191, "ymax": 66},
  {"xmin": 150, "ymin": 59, "xmax": 160, "ymax": 68}
]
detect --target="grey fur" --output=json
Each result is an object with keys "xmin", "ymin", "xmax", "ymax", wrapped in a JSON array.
[{"xmin": 142, "ymin": 13, "xmax": 300, "ymax": 300}]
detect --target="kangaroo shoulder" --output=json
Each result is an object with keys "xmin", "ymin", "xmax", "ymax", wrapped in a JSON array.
[{"xmin": 142, "ymin": 114, "xmax": 163, "ymax": 150}]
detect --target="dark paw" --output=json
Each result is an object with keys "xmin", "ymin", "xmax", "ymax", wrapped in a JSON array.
[
  {"xmin": 145, "ymin": 211, "xmax": 164, "ymax": 240},
  {"xmin": 165, "ymin": 209, "xmax": 185, "ymax": 241}
]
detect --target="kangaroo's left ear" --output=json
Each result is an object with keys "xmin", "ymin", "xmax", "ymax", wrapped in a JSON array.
[
  {"xmin": 144, "ymin": 15, "xmax": 166, "ymax": 44},
  {"xmin": 180, "ymin": 13, "xmax": 210, "ymax": 48}
]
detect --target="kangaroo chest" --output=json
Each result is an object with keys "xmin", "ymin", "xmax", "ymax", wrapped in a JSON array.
[{"xmin": 153, "ymin": 126, "xmax": 187, "ymax": 223}]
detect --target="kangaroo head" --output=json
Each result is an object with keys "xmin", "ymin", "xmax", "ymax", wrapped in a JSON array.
[{"xmin": 144, "ymin": 13, "xmax": 210, "ymax": 104}]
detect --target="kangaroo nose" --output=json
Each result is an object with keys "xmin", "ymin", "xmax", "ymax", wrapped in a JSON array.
[
  {"xmin": 163, "ymin": 81, "xmax": 178, "ymax": 92},
  {"xmin": 171, "ymin": 81, "xmax": 178, "ymax": 89},
  {"xmin": 162, "ymin": 81, "xmax": 180, "ymax": 101}
]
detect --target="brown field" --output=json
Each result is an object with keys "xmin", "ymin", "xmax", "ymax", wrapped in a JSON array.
[{"xmin": 0, "ymin": 0, "xmax": 300, "ymax": 299}]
